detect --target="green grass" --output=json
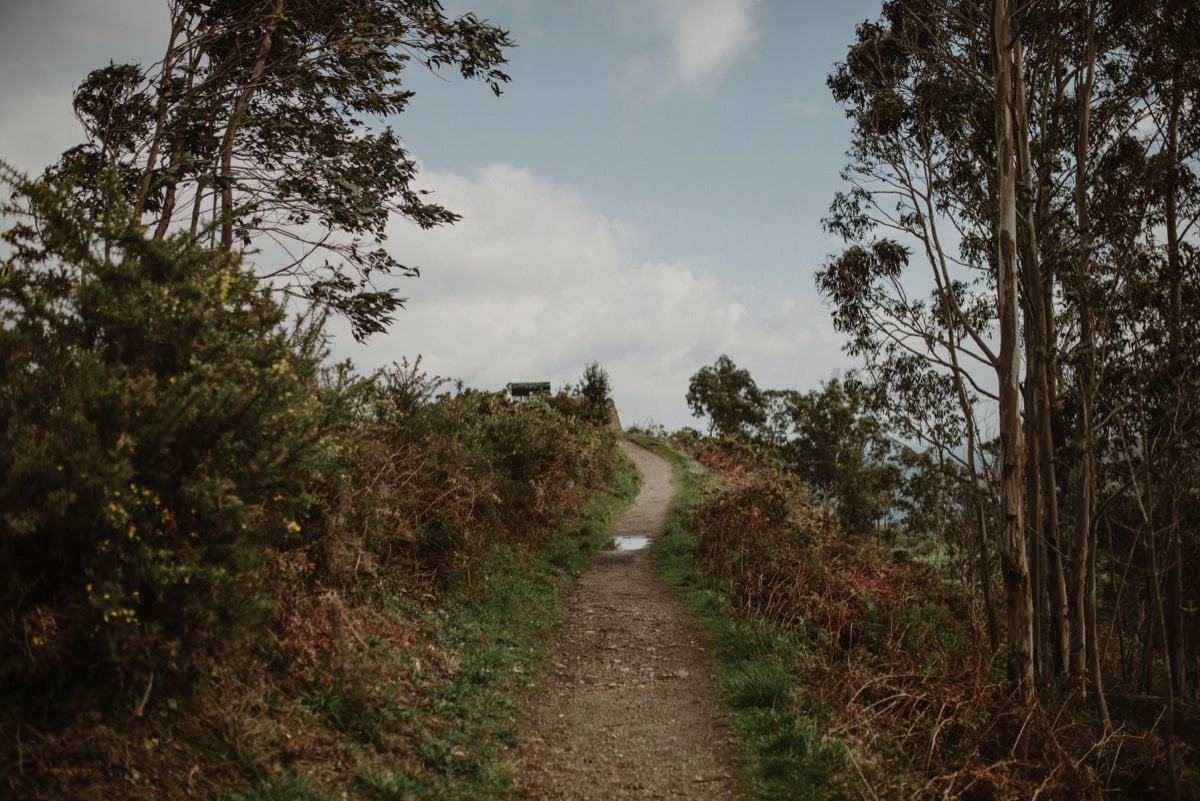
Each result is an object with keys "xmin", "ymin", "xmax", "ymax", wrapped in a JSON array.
[
  {"xmin": 400, "ymin": 449, "xmax": 640, "ymax": 800},
  {"xmin": 229, "ymin": 772, "xmax": 334, "ymax": 801},
  {"xmin": 226, "ymin": 445, "xmax": 641, "ymax": 801},
  {"xmin": 640, "ymin": 436, "xmax": 856, "ymax": 801}
]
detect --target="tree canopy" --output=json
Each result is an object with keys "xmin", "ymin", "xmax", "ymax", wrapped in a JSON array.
[
  {"xmin": 820, "ymin": 0, "xmax": 1200, "ymax": 728},
  {"xmin": 51, "ymin": 0, "xmax": 514, "ymax": 339},
  {"xmin": 686, "ymin": 355, "xmax": 767, "ymax": 439}
]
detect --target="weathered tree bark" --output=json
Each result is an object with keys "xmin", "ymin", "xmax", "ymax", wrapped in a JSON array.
[
  {"xmin": 219, "ymin": 0, "xmax": 284, "ymax": 252},
  {"xmin": 993, "ymin": 0, "xmax": 1034, "ymax": 701},
  {"xmin": 1163, "ymin": 84, "xmax": 1188, "ymax": 701},
  {"xmin": 1068, "ymin": 0, "xmax": 1094, "ymax": 684},
  {"xmin": 1023, "ymin": 371, "xmax": 1046, "ymax": 678},
  {"xmin": 135, "ymin": 8, "xmax": 187, "ymax": 222},
  {"xmin": 1069, "ymin": 3, "xmax": 1108, "ymax": 729},
  {"xmin": 1014, "ymin": 30, "xmax": 1071, "ymax": 680}
]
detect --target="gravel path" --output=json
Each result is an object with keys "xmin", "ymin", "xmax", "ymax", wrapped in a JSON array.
[{"xmin": 512, "ymin": 440, "xmax": 744, "ymax": 800}]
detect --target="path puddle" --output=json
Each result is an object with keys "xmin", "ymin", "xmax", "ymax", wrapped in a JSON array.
[{"xmin": 609, "ymin": 535, "xmax": 651, "ymax": 551}]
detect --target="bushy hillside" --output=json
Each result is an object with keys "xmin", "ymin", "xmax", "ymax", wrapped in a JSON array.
[
  {"xmin": 655, "ymin": 434, "xmax": 1195, "ymax": 800},
  {"xmin": 0, "ymin": 168, "xmax": 634, "ymax": 801}
]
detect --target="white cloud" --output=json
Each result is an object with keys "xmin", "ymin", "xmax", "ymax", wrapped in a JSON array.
[
  {"xmin": 0, "ymin": 0, "xmax": 168, "ymax": 176},
  {"xmin": 620, "ymin": 0, "xmax": 761, "ymax": 97},
  {"xmin": 330, "ymin": 163, "xmax": 847, "ymax": 430}
]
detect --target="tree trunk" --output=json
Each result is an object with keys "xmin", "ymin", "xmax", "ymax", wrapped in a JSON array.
[
  {"xmin": 993, "ymin": 0, "xmax": 1034, "ymax": 701},
  {"xmin": 1014, "ymin": 32, "xmax": 1068, "ymax": 679},
  {"xmin": 153, "ymin": 139, "xmax": 185, "ymax": 240},
  {"xmin": 950, "ymin": 301, "xmax": 1000, "ymax": 653},
  {"xmin": 219, "ymin": 0, "xmax": 284, "ymax": 251},
  {"xmin": 1163, "ymin": 83, "xmax": 1187, "ymax": 701},
  {"xmin": 1024, "ymin": 368, "xmax": 1046, "ymax": 678},
  {"xmin": 1150, "ymin": 515, "xmax": 1183, "ymax": 801},
  {"xmin": 1068, "ymin": 0, "xmax": 1100, "ymax": 695},
  {"xmin": 135, "ymin": 9, "xmax": 187, "ymax": 222},
  {"xmin": 1085, "ymin": 480, "xmax": 1111, "ymax": 729}
]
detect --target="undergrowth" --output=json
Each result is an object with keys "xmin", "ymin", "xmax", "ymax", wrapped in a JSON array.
[
  {"xmin": 629, "ymin": 433, "xmax": 855, "ymax": 800},
  {"xmin": 648, "ymin": 433, "xmax": 1195, "ymax": 801},
  {"xmin": 3, "ymin": 449, "xmax": 638, "ymax": 801},
  {"xmin": 0, "ymin": 168, "xmax": 640, "ymax": 801}
]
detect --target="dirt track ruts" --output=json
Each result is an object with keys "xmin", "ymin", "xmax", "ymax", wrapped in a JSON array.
[{"xmin": 511, "ymin": 440, "xmax": 743, "ymax": 800}]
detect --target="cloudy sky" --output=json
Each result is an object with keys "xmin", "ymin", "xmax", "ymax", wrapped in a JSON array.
[{"xmin": 0, "ymin": 0, "xmax": 885, "ymax": 430}]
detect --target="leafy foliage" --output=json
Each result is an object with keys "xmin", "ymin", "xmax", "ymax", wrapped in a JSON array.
[
  {"xmin": 551, "ymin": 361, "xmax": 617, "ymax": 427},
  {"xmin": 686, "ymin": 354, "xmax": 767, "ymax": 438},
  {"xmin": 764, "ymin": 379, "xmax": 901, "ymax": 534},
  {"xmin": 52, "ymin": 0, "xmax": 514, "ymax": 338},
  {"xmin": 1, "ymin": 164, "xmax": 337, "ymax": 699},
  {"xmin": 0, "ymin": 164, "xmax": 626, "ymax": 801},
  {"xmin": 577, "ymin": 361, "xmax": 611, "ymax": 406}
]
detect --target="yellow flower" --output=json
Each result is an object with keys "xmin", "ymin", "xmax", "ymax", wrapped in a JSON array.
[{"xmin": 284, "ymin": 519, "xmax": 301, "ymax": 534}]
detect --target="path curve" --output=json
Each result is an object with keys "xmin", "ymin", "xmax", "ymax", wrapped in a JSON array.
[{"xmin": 512, "ymin": 440, "xmax": 743, "ymax": 800}]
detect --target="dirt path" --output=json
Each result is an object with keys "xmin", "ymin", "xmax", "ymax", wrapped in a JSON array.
[{"xmin": 512, "ymin": 440, "xmax": 743, "ymax": 800}]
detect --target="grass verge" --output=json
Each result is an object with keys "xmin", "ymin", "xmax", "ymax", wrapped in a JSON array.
[
  {"xmin": 227, "ymin": 444, "xmax": 641, "ymax": 801},
  {"xmin": 630, "ymin": 434, "xmax": 856, "ymax": 801}
]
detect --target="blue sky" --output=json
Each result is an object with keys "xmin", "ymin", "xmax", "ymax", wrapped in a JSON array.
[{"xmin": 0, "ymin": 0, "xmax": 886, "ymax": 430}]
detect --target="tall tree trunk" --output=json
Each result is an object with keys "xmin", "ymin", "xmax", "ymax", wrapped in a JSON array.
[
  {"xmin": 153, "ymin": 139, "xmax": 185, "ymax": 240},
  {"xmin": 1068, "ymin": 0, "xmax": 1100, "ymax": 695},
  {"xmin": 947, "ymin": 288, "xmax": 1000, "ymax": 652},
  {"xmin": 135, "ymin": 8, "xmax": 187, "ymax": 222},
  {"xmin": 993, "ymin": 0, "xmax": 1034, "ymax": 701},
  {"xmin": 1163, "ymin": 83, "xmax": 1187, "ymax": 701},
  {"xmin": 1148, "ymin": 500, "xmax": 1183, "ymax": 801},
  {"xmin": 1014, "ymin": 32, "xmax": 1068, "ymax": 679},
  {"xmin": 1122, "ymin": 419, "xmax": 1180, "ymax": 799},
  {"xmin": 1023, "ymin": 368, "xmax": 1046, "ymax": 678},
  {"xmin": 218, "ymin": 0, "xmax": 284, "ymax": 251},
  {"xmin": 1085, "ymin": 469, "xmax": 1111, "ymax": 729},
  {"xmin": 156, "ymin": 22, "xmax": 205, "ymax": 241},
  {"xmin": 1071, "ymin": 2, "xmax": 1112, "ymax": 726}
]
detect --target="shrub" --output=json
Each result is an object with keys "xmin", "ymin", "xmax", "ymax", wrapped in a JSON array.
[
  {"xmin": 0, "ymin": 168, "xmax": 338, "ymax": 703},
  {"xmin": 375, "ymin": 390, "xmax": 613, "ymax": 575},
  {"xmin": 314, "ymin": 361, "xmax": 616, "ymax": 587}
]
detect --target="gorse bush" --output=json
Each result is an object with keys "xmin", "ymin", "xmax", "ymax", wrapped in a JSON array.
[
  {"xmin": 339, "ymin": 374, "xmax": 614, "ymax": 580},
  {"xmin": 1, "ymin": 167, "xmax": 339, "ymax": 701}
]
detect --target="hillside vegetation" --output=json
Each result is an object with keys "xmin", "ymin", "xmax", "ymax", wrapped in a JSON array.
[
  {"xmin": 639, "ymin": 424, "xmax": 1198, "ymax": 800},
  {"xmin": 0, "ymin": 169, "xmax": 633, "ymax": 801}
]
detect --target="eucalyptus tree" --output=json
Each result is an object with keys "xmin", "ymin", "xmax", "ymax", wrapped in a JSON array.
[
  {"xmin": 818, "ymin": 0, "xmax": 1023, "ymax": 682},
  {"xmin": 1106, "ymin": 0, "xmax": 1200, "ymax": 705},
  {"xmin": 771, "ymin": 377, "xmax": 902, "ymax": 535},
  {"xmin": 821, "ymin": 0, "xmax": 1200, "ymax": 716},
  {"xmin": 50, "ymin": 0, "xmax": 513, "ymax": 339}
]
